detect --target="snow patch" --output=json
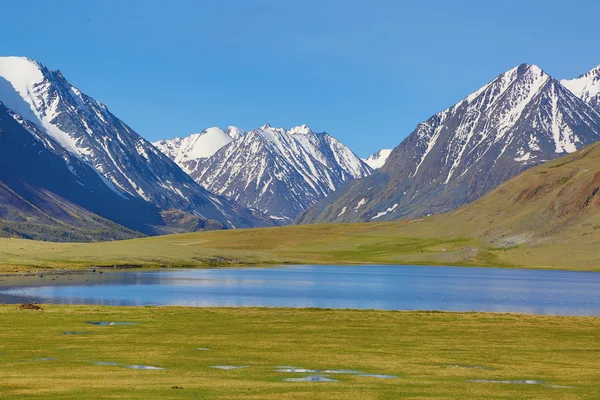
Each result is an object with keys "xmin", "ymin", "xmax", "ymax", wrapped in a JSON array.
[
  {"xmin": 363, "ymin": 149, "xmax": 392, "ymax": 169},
  {"xmin": 371, "ymin": 204, "xmax": 398, "ymax": 219},
  {"xmin": 355, "ymin": 198, "xmax": 367, "ymax": 211}
]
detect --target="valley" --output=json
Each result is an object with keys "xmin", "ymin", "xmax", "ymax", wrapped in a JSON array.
[{"xmin": 2, "ymin": 3, "xmax": 600, "ymax": 399}]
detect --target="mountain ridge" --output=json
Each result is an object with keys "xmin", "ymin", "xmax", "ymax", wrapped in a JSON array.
[{"xmin": 155, "ymin": 124, "xmax": 372, "ymax": 222}]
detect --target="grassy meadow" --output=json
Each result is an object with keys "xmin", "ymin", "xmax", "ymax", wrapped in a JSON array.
[
  {"xmin": 0, "ymin": 213, "xmax": 597, "ymax": 274},
  {"xmin": 0, "ymin": 305, "xmax": 598, "ymax": 399}
]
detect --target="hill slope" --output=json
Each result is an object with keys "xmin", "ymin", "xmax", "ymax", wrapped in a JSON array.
[{"xmin": 298, "ymin": 64, "xmax": 600, "ymax": 224}]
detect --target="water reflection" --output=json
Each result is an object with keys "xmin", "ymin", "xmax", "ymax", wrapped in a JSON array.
[{"xmin": 0, "ymin": 265, "xmax": 599, "ymax": 316}]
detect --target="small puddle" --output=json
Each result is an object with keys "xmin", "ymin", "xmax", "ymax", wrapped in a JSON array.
[
  {"xmin": 441, "ymin": 364, "xmax": 490, "ymax": 370},
  {"xmin": 284, "ymin": 375, "xmax": 338, "ymax": 382},
  {"xmin": 320, "ymin": 369, "xmax": 362, "ymax": 374},
  {"xmin": 124, "ymin": 365, "xmax": 164, "ymax": 370},
  {"xmin": 356, "ymin": 373, "xmax": 398, "ymax": 379},
  {"xmin": 276, "ymin": 367, "xmax": 395, "ymax": 378},
  {"xmin": 94, "ymin": 361, "xmax": 119, "ymax": 366},
  {"xmin": 25, "ymin": 357, "xmax": 55, "ymax": 362},
  {"xmin": 468, "ymin": 379, "xmax": 543, "ymax": 385},
  {"xmin": 276, "ymin": 368, "xmax": 316, "ymax": 373},
  {"xmin": 468, "ymin": 379, "xmax": 572, "ymax": 389},
  {"xmin": 85, "ymin": 322, "xmax": 136, "ymax": 326},
  {"xmin": 196, "ymin": 348, "xmax": 211, "ymax": 351},
  {"xmin": 211, "ymin": 365, "xmax": 248, "ymax": 370},
  {"xmin": 63, "ymin": 331, "xmax": 92, "ymax": 335}
]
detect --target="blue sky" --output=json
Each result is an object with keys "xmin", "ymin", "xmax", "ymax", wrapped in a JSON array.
[{"xmin": 2, "ymin": 0, "xmax": 599, "ymax": 157}]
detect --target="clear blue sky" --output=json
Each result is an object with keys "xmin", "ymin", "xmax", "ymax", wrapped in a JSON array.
[{"xmin": 2, "ymin": 0, "xmax": 599, "ymax": 157}]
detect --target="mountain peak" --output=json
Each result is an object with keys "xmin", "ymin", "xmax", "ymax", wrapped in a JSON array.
[
  {"xmin": 363, "ymin": 149, "xmax": 392, "ymax": 169},
  {"xmin": 260, "ymin": 123, "xmax": 272, "ymax": 130},
  {"xmin": 225, "ymin": 126, "xmax": 246, "ymax": 139},
  {"xmin": 516, "ymin": 63, "xmax": 543, "ymax": 72},
  {"xmin": 0, "ymin": 56, "xmax": 45, "ymax": 88},
  {"xmin": 575, "ymin": 64, "xmax": 600, "ymax": 79},
  {"xmin": 153, "ymin": 127, "xmax": 233, "ymax": 163},
  {"xmin": 288, "ymin": 124, "xmax": 313, "ymax": 135},
  {"xmin": 0, "ymin": 56, "xmax": 43, "ymax": 69},
  {"xmin": 561, "ymin": 65, "xmax": 600, "ymax": 111},
  {"xmin": 463, "ymin": 63, "xmax": 551, "ymax": 106}
]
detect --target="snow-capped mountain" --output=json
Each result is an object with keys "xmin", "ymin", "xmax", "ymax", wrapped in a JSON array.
[
  {"xmin": 0, "ymin": 56, "xmax": 272, "ymax": 233},
  {"xmin": 298, "ymin": 64, "xmax": 600, "ymax": 224},
  {"xmin": 561, "ymin": 65, "xmax": 600, "ymax": 111},
  {"xmin": 0, "ymin": 100, "xmax": 157, "ymax": 240},
  {"xmin": 153, "ymin": 126, "xmax": 242, "ymax": 171},
  {"xmin": 363, "ymin": 149, "xmax": 392, "ymax": 169},
  {"xmin": 155, "ymin": 124, "xmax": 372, "ymax": 223}
]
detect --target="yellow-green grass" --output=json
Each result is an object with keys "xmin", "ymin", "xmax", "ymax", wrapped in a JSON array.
[
  {"xmin": 0, "ymin": 305, "xmax": 597, "ymax": 399},
  {"xmin": 0, "ymin": 215, "xmax": 595, "ymax": 274},
  {"xmin": 0, "ymin": 222, "xmax": 494, "ymax": 274}
]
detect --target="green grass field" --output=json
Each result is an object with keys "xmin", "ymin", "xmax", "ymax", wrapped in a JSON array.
[
  {"xmin": 0, "ymin": 214, "xmax": 597, "ymax": 274},
  {"xmin": 0, "ymin": 222, "xmax": 496, "ymax": 274},
  {"xmin": 0, "ymin": 305, "xmax": 598, "ymax": 399}
]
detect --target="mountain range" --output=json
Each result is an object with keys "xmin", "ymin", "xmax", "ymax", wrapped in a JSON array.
[
  {"xmin": 1, "ymin": 56, "xmax": 600, "ymax": 241},
  {"xmin": 298, "ymin": 64, "xmax": 600, "ymax": 224},
  {"xmin": 0, "ymin": 57, "xmax": 272, "ymax": 240},
  {"xmin": 154, "ymin": 124, "xmax": 372, "ymax": 223}
]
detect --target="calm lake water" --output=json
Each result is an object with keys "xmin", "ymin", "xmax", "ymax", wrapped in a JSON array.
[{"xmin": 0, "ymin": 265, "xmax": 599, "ymax": 316}]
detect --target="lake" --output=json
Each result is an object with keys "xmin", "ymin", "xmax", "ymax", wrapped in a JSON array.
[{"xmin": 0, "ymin": 265, "xmax": 599, "ymax": 316}]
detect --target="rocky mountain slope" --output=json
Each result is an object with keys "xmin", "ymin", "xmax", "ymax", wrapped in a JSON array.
[
  {"xmin": 155, "ymin": 124, "xmax": 372, "ymax": 223},
  {"xmin": 0, "ymin": 57, "xmax": 272, "ymax": 236},
  {"xmin": 0, "ymin": 102, "xmax": 148, "ymax": 241},
  {"xmin": 298, "ymin": 64, "xmax": 600, "ymax": 224}
]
